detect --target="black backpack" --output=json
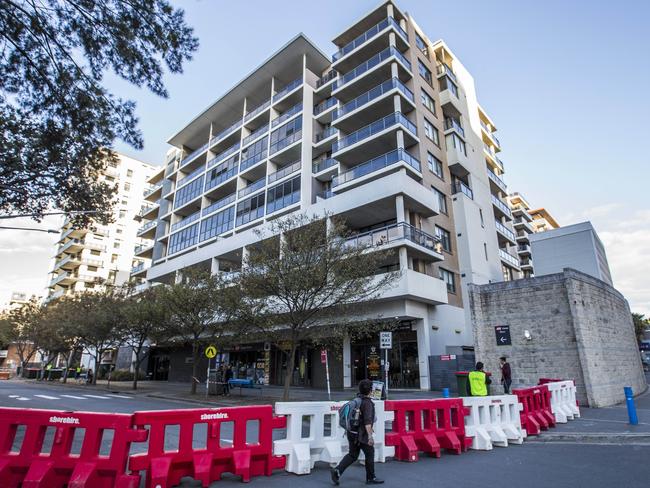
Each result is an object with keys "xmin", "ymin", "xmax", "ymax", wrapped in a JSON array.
[{"xmin": 338, "ymin": 397, "xmax": 362, "ymax": 433}]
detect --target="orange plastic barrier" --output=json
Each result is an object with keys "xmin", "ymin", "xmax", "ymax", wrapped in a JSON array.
[{"xmin": 513, "ymin": 385, "xmax": 556, "ymax": 435}]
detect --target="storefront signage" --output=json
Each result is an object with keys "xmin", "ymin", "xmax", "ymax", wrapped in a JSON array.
[
  {"xmin": 367, "ymin": 346, "xmax": 381, "ymax": 379},
  {"xmin": 495, "ymin": 325, "xmax": 512, "ymax": 346},
  {"xmin": 380, "ymin": 331, "xmax": 392, "ymax": 349}
]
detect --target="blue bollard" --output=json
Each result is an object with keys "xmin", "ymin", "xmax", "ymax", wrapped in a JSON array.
[
  {"xmin": 624, "ymin": 386, "xmax": 638, "ymax": 425},
  {"xmin": 442, "ymin": 387, "xmax": 450, "ymax": 398}
]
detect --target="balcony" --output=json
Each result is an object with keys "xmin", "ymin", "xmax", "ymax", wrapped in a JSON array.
[
  {"xmin": 273, "ymin": 103, "xmax": 302, "ymax": 128},
  {"xmin": 316, "ymin": 70, "xmax": 338, "ymax": 90},
  {"xmin": 208, "ymin": 142, "xmax": 241, "ymax": 169},
  {"xmin": 49, "ymin": 271, "xmax": 71, "ymax": 287},
  {"xmin": 170, "ymin": 210, "xmax": 200, "ymax": 233},
  {"xmin": 444, "ymin": 118, "xmax": 465, "ymax": 138},
  {"xmin": 314, "ymin": 97, "xmax": 338, "ymax": 117},
  {"xmin": 332, "ymin": 16, "xmax": 409, "ymax": 67},
  {"xmin": 314, "ymin": 127, "xmax": 339, "ymax": 144},
  {"xmin": 332, "ymin": 112, "xmax": 417, "ymax": 160},
  {"xmin": 268, "ymin": 160, "xmax": 301, "ymax": 185},
  {"xmin": 238, "ymin": 177, "xmax": 265, "ymax": 199},
  {"xmin": 137, "ymin": 220, "xmax": 157, "ymax": 236},
  {"xmin": 499, "ymin": 249, "xmax": 520, "ymax": 268},
  {"xmin": 517, "ymin": 244, "xmax": 532, "ymax": 255},
  {"xmin": 209, "ymin": 119, "xmax": 243, "ymax": 149},
  {"xmin": 313, "ymin": 158, "xmax": 338, "ymax": 174},
  {"xmin": 131, "ymin": 262, "xmax": 146, "ymax": 275},
  {"xmin": 451, "ymin": 180, "xmax": 473, "ymax": 200},
  {"xmin": 491, "ymin": 194, "xmax": 513, "ymax": 220},
  {"xmin": 487, "ymin": 168, "xmax": 507, "ymax": 193},
  {"xmin": 520, "ymin": 258, "xmax": 534, "ymax": 270},
  {"xmin": 333, "ymin": 148, "xmax": 420, "ymax": 189},
  {"xmin": 270, "ymin": 130, "xmax": 302, "ymax": 155},
  {"xmin": 273, "ymin": 77, "xmax": 302, "ymax": 102},
  {"xmin": 513, "ymin": 217, "xmax": 535, "ymax": 234},
  {"xmin": 203, "ymin": 193, "xmax": 236, "ymax": 217},
  {"xmin": 436, "ymin": 63, "xmax": 457, "ymax": 83},
  {"xmin": 333, "ymin": 46, "xmax": 411, "ymax": 94},
  {"xmin": 376, "ymin": 269, "xmax": 448, "ymax": 305},
  {"xmin": 244, "ymin": 98, "xmax": 271, "ymax": 123},
  {"xmin": 139, "ymin": 202, "xmax": 158, "ymax": 219},
  {"xmin": 205, "ymin": 160, "xmax": 238, "ymax": 193},
  {"xmin": 144, "ymin": 181, "xmax": 163, "ymax": 200},
  {"xmin": 135, "ymin": 243, "xmax": 153, "ymax": 258},
  {"xmin": 333, "ymin": 77, "xmax": 414, "ymax": 124},
  {"xmin": 483, "ymin": 144, "xmax": 504, "ymax": 172},
  {"xmin": 344, "ymin": 222, "xmax": 443, "ymax": 261},
  {"xmin": 239, "ymin": 147, "xmax": 267, "ymax": 173},
  {"xmin": 180, "ymin": 141, "xmax": 209, "ymax": 168},
  {"xmin": 511, "ymin": 204, "xmax": 533, "ymax": 221},
  {"xmin": 57, "ymin": 238, "xmax": 84, "ymax": 255},
  {"xmin": 480, "ymin": 120, "xmax": 500, "ymax": 148},
  {"xmin": 83, "ymin": 258, "xmax": 103, "ymax": 267},
  {"xmin": 495, "ymin": 220, "xmax": 516, "ymax": 244},
  {"xmin": 242, "ymin": 125, "xmax": 268, "ymax": 147},
  {"xmin": 177, "ymin": 166, "xmax": 205, "ymax": 189}
]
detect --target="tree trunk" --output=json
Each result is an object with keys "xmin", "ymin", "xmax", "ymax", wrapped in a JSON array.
[
  {"xmin": 282, "ymin": 341, "xmax": 298, "ymax": 401},
  {"xmin": 190, "ymin": 342, "xmax": 198, "ymax": 395},
  {"xmin": 62, "ymin": 353, "xmax": 71, "ymax": 384},
  {"xmin": 132, "ymin": 353, "xmax": 140, "ymax": 391},
  {"xmin": 93, "ymin": 355, "xmax": 99, "ymax": 385}
]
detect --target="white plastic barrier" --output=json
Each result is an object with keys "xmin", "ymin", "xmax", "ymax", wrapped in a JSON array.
[
  {"xmin": 462, "ymin": 395, "xmax": 526, "ymax": 450},
  {"xmin": 273, "ymin": 400, "xmax": 394, "ymax": 475},
  {"xmin": 546, "ymin": 380, "xmax": 581, "ymax": 423}
]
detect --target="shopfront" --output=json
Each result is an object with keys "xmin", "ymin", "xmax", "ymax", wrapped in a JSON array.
[{"xmin": 351, "ymin": 323, "xmax": 420, "ymax": 389}]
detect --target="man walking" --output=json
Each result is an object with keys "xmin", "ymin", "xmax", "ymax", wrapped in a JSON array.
[
  {"xmin": 467, "ymin": 362, "xmax": 491, "ymax": 396},
  {"xmin": 500, "ymin": 356, "xmax": 512, "ymax": 394},
  {"xmin": 331, "ymin": 379, "xmax": 384, "ymax": 485}
]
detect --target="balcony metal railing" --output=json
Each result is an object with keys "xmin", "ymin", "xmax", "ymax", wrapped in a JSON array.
[
  {"xmin": 205, "ymin": 164, "xmax": 237, "ymax": 192},
  {"xmin": 332, "ymin": 16, "xmax": 408, "ymax": 61},
  {"xmin": 487, "ymin": 168, "xmax": 507, "ymax": 192},
  {"xmin": 315, "ymin": 127, "xmax": 338, "ymax": 143},
  {"xmin": 181, "ymin": 142, "xmax": 209, "ymax": 167},
  {"xmin": 268, "ymin": 160, "xmax": 301, "ymax": 184},
  {"xmin": 244, "ymin": 98, "xmax": 271, "ymax": 122},
  {"xmin": 480, "ymin": 120, "xmax": 500, "ymax": 147},
  {"xmin": 270, "ymin": 130, "xmax": 302, "ymax": 154},
  {"xmin": 436, "ymin": 63, "xmax": 457, "ymax": 83},
  {"xmin": 83, "ymin": 258, "xmax": 103, "ymax": 267},
  {"xmin": 316, "ymin": 70, "xmax": 338, "ymax": 88},
  {"xmin": 316, "ymin": 189, "xmax": 334, "ymax": 200},
  {"xmin": 334, "ymin": 78, "xmax": 414, "ymax": 120},
  {"xmin": 334, "ymin": 46, "xmax": 411, "ymax": 90},
  {"xmin": 238, "ymin": 177, "xmax": 265, "ymax": 199},
  {"xmin": 131, "ymin": 262, "xmax": 145, "ymax": 274},
  {"xmin": 518, "ymin": 244, "xmax": 531, "ymax": 253},
  {"xmin": 242, "ymin": 125, "xmax": 269, "ymax": 147},
  {"xmin": 451, "ymin": 180, "xmax": 473, "ymax": 199},
  {"xmin": 170, "ymin": 210, "xmax": 201, "ymax": 233},
  {"xmin": 332, "ymin": 148, "xmax": 420, "ymax": 187},
  {"xmin": 208, "ymin": 142, "xmax": 241, "ymax": 169},
  {"xmin": 499, "ymin": 248, "xmax": 520, "ymax": 267},
  {"xmin": 177, "ymin": 166, "xmax": 205, "ymax": 189},
  {"xmin": 333, "ymin": 112, "xmax": 416, "ymax": 153},
  {"xmin": 138, "ymin": 220, "xmax": 157, "ymax": 234},
  {"xmin": 235, "ymin": 206, "xmax": 264, "ymax": 227},
  {"xmin": 495, "ymin": 220, "xmax": 516, "ymax": 241},
  {"xmin": 444, "ymin": 118, "xmax": 465, "ymax": 137},
  {"xmin": 139, "ymin": 202, "xmax": 157, "ymax": 217},
  {"xmin": 314, "ymin": 97, "xmax": 338, "ymax": 116},
  {"xmin": 135, "ymin": 243, "xmax": 152, "ymax": 255},
  {"xmin": 209, "ymin": 119, "xmax": 242, "ymax": 147},
  {"xmin": 144, "ymin": 181, "xmax": 163, "ymax": 198},
  {"xmin": 49, "ymin": 272, "xmax": 70, "ymax": 287},
  {"xmin": 344, "ymin": 222, "xmax": 441, "ymax": 254},
  {"xmin": 273, "ymin": 102, "xmax": 302, "ymax": 128},
  {"xmin": 240, "ymin": 148, "xmax": 267, "ymax": 172},
  {"xmin": 313, "ymin": 158, "xmax": 338, "ymax": 173},
  {"xmin": 273, "ymin": 77, "xmax": 302, "ymax": 101},
  {"xmin": 203, "ymin": 193, "xmax": 236, "ymax": 217},
  {"xmin": 491, "ymin": 195, "xmax": 513, "ymax": 218}
]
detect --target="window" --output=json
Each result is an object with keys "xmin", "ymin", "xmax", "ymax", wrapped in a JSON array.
[
  {"xmin": 484, "ymin": 243, "xmax": 488, "ymax": 260},
  {"xmin": 270, "ymin": 116, "xmax": 302, "ymax": 154},
  {"xmin": 90, "ymin": 249, "xmax": 101, "ymax": 256},
  {"xmin": 174, "ymin": 175, "xmax": 204, "ymax": 208},
  {"xmin": 421, "ymin": 90, "xmax": 435, "ymax": 114},
  {"xmin": 116, "ymin": 228, "xmax": 123, "ymax": 234},
  {"xmin": 168, "ymin": 223, "xmax": 199, "ymax": 255},
  {"xmin": 113, "ymin": 241, "xmax": 121, "ymax": 249},
  {"xmin": 236, "ymin": 193, "xmax": 265, "ymax": 226},
  {"xmin": 445, "ymin": 133, "xmax": 466, "ymax": 156},
  {"xmin": 240, "ymin": 136, "xmax": 268, "ymax": 168},
  {"xmin": 111, "ymin": 254, "xmax": 118, "ymax": 264},
  {"xmin": 415, "ymin": 33, "xmax": 427, "ymax": 54},
  {"xmin": 432, "ymin": 187, "xmax": 447, "ymax": 214},
  {"xmin": 126, "ymin": 169, "xmax": 133, "ymax": 178},
  {"xmin": 124, "ymin": 182, "xmax": 131, "ymax": 192},
  {"xmin": 121, "ymin": 199, "xmax": 127, "ymax": 205},
  {"xmin": 440, "ymin": 76, "xmax": 458, "ymax": 97},
  {"xmin": 199, "ymin": 206, "xmax": 234, "ymax": 242},
  {"xmin": 418, "ymin": 60, "xmax": 432, "ymax": 85},
  {"xmin": 439, "ymin": 268, "xmax": 456, "ymax": 293},
  {"xmin": 479, "ymin": 208, "xmax": 485, "ymax": 227},
  {"xmin": 87, "ymin": 266, "xmax": 98, "ymax": 272},
  {"xmin": 424, "ymin": 119, "xmax": 439, "ymax": 146},
  {"xmin": 435, "ymin": 226, "xmax": 452, "ymax": 253},
  {"xmin": 266, "ymin": 175, "xmax": 301, "ymax": 214},
  {"xmin": 427, "ymin": 152, "xmax": 443, "ymax": 179},
  {"xmin": 118, "ymin": 209, "xmax": 127, "ymax": 219}
]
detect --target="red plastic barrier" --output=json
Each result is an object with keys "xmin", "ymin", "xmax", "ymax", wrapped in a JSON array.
[
  {"xmin": 384, "ymin": 399, "xmax": 472, "ymax": 462},
  {"xmin": 0, "ymin": 407, "xmax": 146, "ymax": 488},
  {"xmin": 538, "ymin": 378, "xmax": 563, "ymax": 385},
  {"xmin": 513, "ymin": 385, "xmax": 556, "ymax": 435},
  {"xmin": 129, "ymin": 406, "xmax": 286, "ymax": 487}
]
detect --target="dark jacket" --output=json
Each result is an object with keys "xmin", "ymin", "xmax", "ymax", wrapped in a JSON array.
[
  {"xmin": 501, "ymin": 363, "xmax": 512, "ymax": 382},
  {"xmin": 357, "ymin": 395, "xmax": 375, "ymax": 445}
]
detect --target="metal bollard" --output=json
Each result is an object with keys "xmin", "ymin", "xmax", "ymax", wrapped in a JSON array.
[
  {"xmin": 624, "ymin": 386, "xmax": 638, "ymax": 425},
  {"xmin": 442, "ymin": 387, "xmax": 450, "ymax": 398}
]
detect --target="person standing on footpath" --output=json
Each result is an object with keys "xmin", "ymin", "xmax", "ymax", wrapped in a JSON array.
[
  {"xmin": 500, "ymin": 356, "xmax": 512, "ymax": 394},
  {"xmin": 467, "ymin": 362, "xmax": 491, "ymax": 396},
  {"xmin": 331, "ymin": 379, "xmax": 384, "ymax": 485},
  {"xmin": 223, "ymin": 364, "xmax": 233, "ymax": 396}
]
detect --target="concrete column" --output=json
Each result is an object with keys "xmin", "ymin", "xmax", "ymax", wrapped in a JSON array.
[
  {"xmin": 387, "ymin": 3, "xmax": 394, "ymax": 18},
  {"xmin": 174, "ymin": 269, "xmax": 183, "ymax": 284},
  {"xmin": 396, "ymin": 129, "xmax": 405, "ymax": 150},
  {"xmin": 399, "ymin": 19, "xmax": 407, "ymax": 31},
  {"xmin": 388, "ymin": 32, "xmax": 396, "ymax": 48},
  {"xmin": 300, "ymin": 53, "xmax": 314, "ymax": 208},
  {"xmin": 241, "ymin": 246, "xmax": 250, "ymax": 270},
  {"xmin": 393, "ymin": 94, "xmax": 402, "ymax": 113},
  {"xmin": 390, "ymin": 61, "xmax": 399, "ymax": 79},
  {"xmin": 414, "ymin": 319, "xmax": 431, "ymax": 390},
  {"xmin": 399, "ymin": 247, "xmax": 408, "ymax": 270},
  {"xmin": 395, "ymin": 195, "xmax": 405, "ymax": 223},
  {"xmin": 210, "ymin": 258, "xmax": 220, "ymax": 275},
  {"xmin": 279, "ymin": 232, "xmax": 287, "ymax": 259},
  {"xmin": 343, "ymin": 334, "xmax": 352, "ymax": 388}
]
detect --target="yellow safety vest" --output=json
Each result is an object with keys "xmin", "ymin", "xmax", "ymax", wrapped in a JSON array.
[{"xmin": 468, "ymin": 371, "xmax": 488, "ymax": 396}]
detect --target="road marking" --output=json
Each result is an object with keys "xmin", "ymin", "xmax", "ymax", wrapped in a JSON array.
[
  {"xmin": 82, "ymin": 394, "xmax": 110, "ymax": 399},
  {"xmin": 105, "ymin": 394, "xmax": 128, "ymax": 399},
  {"xmin": 16, "ymin": 397, "xmax": 30, "ymax": 401},
  {"xmin": 8, "ymin": 395, "xmax": 19, "ymax": 398},
  {"xmin": 34, "ymin": 395, "xmax": 60, "ymax": 400},
  {"xmin": 61, "ymin": 394, "xmax": 87, "ymax": 400}
]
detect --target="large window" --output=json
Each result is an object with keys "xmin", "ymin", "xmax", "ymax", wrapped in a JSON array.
[
  {"xmin": 418, "ymin": 59, "xmax": 432, "ymax": 85},
  {"xmin": 432, "ymin": 186, "xmax": 447, "ymax": 214},
  {"xmin": 435, "ymin": 226, "xmax": 452, "ymax": 253},
  {"xmin": 266, "ymin": 175, "xmax": 300, "ymax": 214},
  {"xmin": 240, "ymin": 137, "xmax": 268, "ymax": 170},
  {"xmin": 427, "ymin": 152, "xmax": 443, "ymax": 179},
  {"xmin": 270, "ymin": 116, "xmax": 302, "ymax": 154},
  {"xmin": 236, "ymin": 193, "xmax": 265, "ymax": 226},
  {"xmin": 421, "ymin": 89, "xmax": 435, "ymax": 114},
  {"xmin": 446, "ymin": 133, "xmax": 466, "ymax": 156},
  {"xmin": 174, "ymin": 175, "xmax": 204, "ymax": 208},
  {"xmin": 205, "ymin": 155, "xmax": 238, "ymax": 191},
  {"xmin": 199, "ymin": 206, "xmax": 234, "ymax": 242},
  {"xmin": 415, "ymin": 34, "xmax": 427, "ymax": 54},
  {"xmin": 168, "ymin": 223, "xmax": 199, "ymax": 255},
  {"xmin": 424, "ymin": 118, "xmax": 439, "ymax": 146},
  {"xmin": 440, "ymin": 76, "xmax": 459, "ymax": 97},
  {"xmin": 439, "ymin": 267, "xmax": 456, "ymax": 293}
]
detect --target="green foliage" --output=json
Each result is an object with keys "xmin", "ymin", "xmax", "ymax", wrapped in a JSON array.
[
  {"xmin": 632, "ymin": 312, "xmax": 649, "ymax": 343},
  {"xmin": 0, "ymin": 0, "xmax": 198, "ymax": 223}
]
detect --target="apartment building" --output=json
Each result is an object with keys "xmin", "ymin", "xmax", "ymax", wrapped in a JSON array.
[
  {"xmin": 529, "ymin": 207, "xmax": 560, "ymax": 233},
  {"xmin": 136, "ymin": 1, "xmax": 523, "ymax": 390},
  {"xmin": 47, "ymin": 153, "xmax": 157, "ymax": 300},
  {"xmin": 507, "ymin": 192, "xmax": 535, "ymax": 277}
]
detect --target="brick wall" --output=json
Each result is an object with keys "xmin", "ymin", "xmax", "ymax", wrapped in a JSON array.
[{"xmin": 469, "ymin": 269, "xmax": 646, "ymax": 407}]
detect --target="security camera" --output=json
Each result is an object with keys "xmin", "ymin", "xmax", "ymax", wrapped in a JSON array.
[{"xmin": 524, "ymin": 330, "xmax": 532, "ymax": 341}]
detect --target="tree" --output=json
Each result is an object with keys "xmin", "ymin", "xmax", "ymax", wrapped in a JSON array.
[
  {"xmin": 239, "ymin": 214, "xmax": 399, "ymax": 401},
  {"xmin": 160, "ymin": 269, "xmax": 242, "ymax": 394},
  {"xmin": 120, "ymin": 285, "xmax": 172, "ymax": 390},
  {"xmin": 0, "ymin": 0, "xmax": 198, "ymax": 223},
  {"xmin": 632, "ymin": 313, "xmax": 649, "ymax": 343},
  {"xmin": 0, "ymin": 297, "xmax": 42, "ymax": 376}
]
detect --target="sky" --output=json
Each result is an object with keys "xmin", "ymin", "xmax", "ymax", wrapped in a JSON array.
[{"xmin": 1, "ymin": 0, "xmax": 649, "ymax": 314}]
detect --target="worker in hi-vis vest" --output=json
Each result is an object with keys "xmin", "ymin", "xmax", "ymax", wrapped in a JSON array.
[{"xmin": 467, "ymin": 362, "xmax": 491, "ymax": 396}]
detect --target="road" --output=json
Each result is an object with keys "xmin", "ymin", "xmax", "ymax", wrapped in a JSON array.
[{"xmin": 1, "ymin": 380, "xmax": 649, "ymax": 487}]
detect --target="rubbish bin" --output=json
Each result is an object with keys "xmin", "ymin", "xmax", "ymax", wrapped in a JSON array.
[{"xmin": 455, "ymin": 371, "xmax": 492, "ymax": 396}]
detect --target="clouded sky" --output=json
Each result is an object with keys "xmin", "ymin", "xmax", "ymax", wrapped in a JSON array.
[{"xmin": 1, "ymin": 0, "xmax": 648, "ymax": 314}]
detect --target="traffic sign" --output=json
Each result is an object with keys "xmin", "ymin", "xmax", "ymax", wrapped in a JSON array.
[
  {"xmin": 205, "ymin": 345, "xmax": 217, "ymax": 358},
  {"xmin": 380, "ymin": 331, "xmax": 392, "ymax": 349},
  {"xmin": 495, "ymin": 325, "xmax": 511, "ymax": 346},
  {"xmin": 320, "ymin": 350, "xmax": 327, "ymax": 364}
]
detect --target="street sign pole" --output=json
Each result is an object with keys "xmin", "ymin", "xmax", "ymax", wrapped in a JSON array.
[
  {"xmin": 384, "ymin": 348, "xmax": 389, "ymax": 395},
  {"xmin": 325, "ymin": 351, "xmax": 331, "ymax": 401},
  {"xmin": 380, "ymin": 331, "xmax": 392, "ymax": 395}
]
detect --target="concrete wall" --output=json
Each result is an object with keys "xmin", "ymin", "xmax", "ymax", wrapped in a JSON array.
[{"xmin": 469, "ymin": 268, "xmax": 646, "ymax": 407}]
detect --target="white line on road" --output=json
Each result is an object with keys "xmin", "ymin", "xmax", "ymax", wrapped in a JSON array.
[
  {"xmin": 61, "ymin": 394, "xmax": 87, "ymax": 400},
  {"xmin": 8, "ymin": 395, "xmax": 19, "ymax": 398},
  {"xmin": 34, "ymin": 394, "xmax": 60, "ymax": 400},
  {"xmin": 105, "ymin": 394, "xmax": 128, "ymax": 399},
  {"xmin": 82, "ymin": 394, "xmax": 110, "ymax": 399},
  {"xmin": 16, "ymin": 397, "xmax": 30, "ymax": 401}
]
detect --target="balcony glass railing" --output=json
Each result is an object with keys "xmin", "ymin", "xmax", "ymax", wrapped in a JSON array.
[
  {"xmin": 444, "ymin": 118, "xmax": 465, "ymax": 137},
  {"xmin": 144, "ymin": 181, "xmax": 163, "ymax": 198},
  {"xmin": 491, "ymin": 195, "xmax": 513, "ymax": 217},
  {"xmin": 138, "ymin": 220, "xmax": 157, "ymax": 234},
  {"xmin": 236, "ymin": 206, "xmax": 264, "ymax": 227},
  {"xmin": 238, "ymin": 177, "xmax": 265, "ymax": 198},
  {"xmin": 268, "ymin": 160, "xmax": 301, "ymax": 184},
  {"xmin": 270, "ymin": 130, "xmax": 302, "ymax": 154},
  {"xmin": 139, "ymin": 202, "xmax": 157, "ymax": 216},
  {"xmin": 180, "ymin": 142, "xmax": 209, "ymax": 167},
  {"xmin": 332, "ymin": 148, "xmax": 420, "ymax": 187},
  {"xmin": 177, "ymin": 166, "xmax": 205, "ymax": 188},
  {"xmin": 451, "ymin": 180, "xmax": 473, "ymax": 199},
  {"xmin": 495, "ymin": 220, "xmax": 516, "ymax": 241},
  {"xmin": 316, "ymin": 189, "xmax": 334, "ymax": 200},
  {"xmin": 239, "ymin": 147, "xmax": 268, "ymax": 172},
  {"xmin": 334, "ymin": 78, "xmax": 414, "ymax": 120},
  {"xmin": 436, "ymin": 63, "xmax": 457, "ymax": 83},
  {"xmin": 134, "ymin": 243, "xmax": 152, "ymax": 255},
  {"xmin": 332, "ymin": 17, "xmax": 408, "ymax": 61},
  {"xmin": 334, "ymin": 46, "xmax": 411, "ymax": 90},
  {"xmin": 242, "ymin": 125, "xmax": 269, "ymax": 147},
  {"xmin": 208, "ymin": 142, "xmax": 240, "ymax": 169},
  {"xmin": 205, "ymin": 162, "xmax": 237, "ymax": 192},
  {"xmin": 332, "ymin": 112, "xmax": 416, "ymax": 153},
  {"xmin": 344, "ymin": 222, "xmax": 441, "ymax": 254},
  {"xmin": 499, "ymin": 248, "xmax": 520, "ymax": 267},
  {"xmin": 316, "ymin": 70, "xmax": 338, "ymax": 88},
  {"xmin": 272, "ymin": 103, "xmax": 302, "ymax": 128},
  {"xmin": 209, "ymin": 119, "xmax": 242, "ymax": 147},
  {"xmin": 480, "ymin": 120, "xmax": 500, "ymax": 147},
  {"xmin": 171, "ymin": 210, "xmax": 201, "ymax": 233},
  {"xmin": 131, "ymin": 262, "xmax": 145, "ymax": 274},
  {"xmin": 315, "ymin": 127, "xmax": 338, "ymax": 143},
  {"xmin": 244, "ymin": 98, "xmax": 271, "ymax": 122},
  {"xmin": 487, "ymin": 168, "xmax": 507, "ymax": 192},
  {"xmin": 313, "ymin": 158, "xmax": 338, "ymax": 173},
  {"xmin": 314, "ymin": 97, "xmax": 338, "ymax": 115},
  {"xmin": 203, "ymin": 193, "xmax": 236, "ymax": 217},
  {"xmin": 273, "ymin": 77, "xmax": 302, "ymax": 101},
  {"xmin": 518, "ymin": 244, "xmax": 531, "ymax": 253}
]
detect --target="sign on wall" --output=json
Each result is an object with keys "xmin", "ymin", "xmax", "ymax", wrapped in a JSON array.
[{"xmin": 495, "ymin": 325, "xmax": 512, "ymax": 346}]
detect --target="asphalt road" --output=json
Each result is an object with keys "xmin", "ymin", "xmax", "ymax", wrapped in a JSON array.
[{"xmin": 1, "ymin": 380, "xmax": 649, "ymax": 488}]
